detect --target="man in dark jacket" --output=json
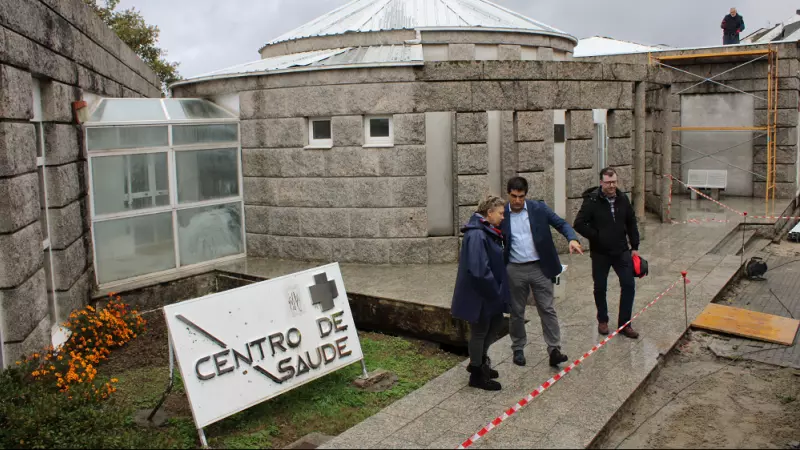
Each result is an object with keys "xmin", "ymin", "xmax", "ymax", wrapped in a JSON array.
[
  {"xmin": 501, "ymin": 177, "xmax": 583, "ymax": 368},
  {"xmin": 721, "ymin": 8, "xmax": 745, "ymax": 45},
  {"xmin": 573, "ymin": 167, "xmax": 641, "ymax": 339}
]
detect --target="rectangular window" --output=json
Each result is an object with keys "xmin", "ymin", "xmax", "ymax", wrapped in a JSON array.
[
  {"xmin": 364, "ymin": 116, "xmax": 393, "ymax": 147},
  {"xmin": 87, "ymin": 118, "xmax": 245, "ymax": 287},
  {"xmin": 307, "ymin": 118, "xmax": 332, "ymax": 148}
]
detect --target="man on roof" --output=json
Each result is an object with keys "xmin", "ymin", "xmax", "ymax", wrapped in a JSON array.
[{"xmin": 722, "ymin": 8, "xmax": 746, "ymax": 45}]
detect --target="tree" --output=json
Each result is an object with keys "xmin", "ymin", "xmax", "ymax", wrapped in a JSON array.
[{"xmin": 84, "ymin": 0, "xmax": 181, "ymax": 91}]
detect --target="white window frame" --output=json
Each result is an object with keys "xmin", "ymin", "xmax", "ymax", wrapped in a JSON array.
[
  {"xmin": 306, "ymin": 117, "xmax": 333, "ymax": 149},
  {"xmin": 364, "ymin": 115, "xmax": 394, "ymax": 147},
  {"xmin": 85, "ymin": 100, "xmax": 245, "ymax": 290}
]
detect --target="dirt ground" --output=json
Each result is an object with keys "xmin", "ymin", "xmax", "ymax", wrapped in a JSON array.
[{"xmin": 593, "ymin": 331, "xmax": 800, "ymax": 449}]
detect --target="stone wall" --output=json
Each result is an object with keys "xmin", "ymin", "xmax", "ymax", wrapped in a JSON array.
[
  {"xmin": 583, "ymin": 42, "xmax": 800, "ymax": 199},
  {"xmin": 0, "ymin": 0, "xmax": 160, "ymax": 366},
  {"xmin": 177, "ymin": 60, "xmax": 667, "ymax": 264}
]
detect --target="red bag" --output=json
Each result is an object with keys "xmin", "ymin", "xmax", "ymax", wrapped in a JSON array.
[{"xmin": 632, "ymin": 253, "xmax": 649, "ymax": 278}]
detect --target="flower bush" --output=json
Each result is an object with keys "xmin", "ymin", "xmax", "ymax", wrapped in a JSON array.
[{"xmin": 16, "ymin": 294, "xmax": 146, "ymax": 400}]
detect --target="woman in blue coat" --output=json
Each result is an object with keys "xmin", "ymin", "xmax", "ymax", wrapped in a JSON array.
[{"xmin": 451, "ymin": 195, "xmax": 511, "ymax": 391}]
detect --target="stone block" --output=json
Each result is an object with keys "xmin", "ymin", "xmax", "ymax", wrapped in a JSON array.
[
  {"xmin": 448, "ymin": 44, "xmax": 475, "ymax": 61},
  {"xmin": 0, "ymin": 122, "xmax": 36, "ymax": 177},
  {"xmin": 243, "ymin": 177, "xmax": 277, "ymax": 206},
  {"xmin": 43, "ymin": 124, "xmax": 80, "ymax": 165},
  {"xmin": 458, "ymin": 206, "xmax": 475, "ymax": 228},
  {"xmin": 755, "ymin": 109, "xmax": 798, "ymax": 128},
  {"xmin": 516, "ymin": 110, "xmax": 550, "ymax": 141},
  {"xmin": 300, "ymin": 237, "xmax": 334, "ymax": 262},
  {"xmin": 482, "ymin": 60, "xmax": 547, "ymax": 80},
  {"xmin": 42, "ymin": 81, "xmax": 77, "ymax": 122},
  {"xmin": 244, "ymin": 205, "xmax": 270, "ymax": 234},
  {"xmin": 458, "ymin": 174, "xmax": 489, "ymax": 206},
  {"xmin": 0, "ymin": 65, "xmax": 32, "ymax": 120},
  {"xmin": 613, "ymin": 165, "xmax": 634, "ymax": 193},
  {"xmin": 520, "ymin": 171, "xmax": 554, "ymax": 205},
  {"xmin": 3, "ymin": 316, "xmax": 51, "ymax": 366},
  {"xmin": 532, "ymin": 81, "xmax": 581, "ymax": 110},
  {"xmin": 580, "ymin": 81, "xmax": 633, "ymax": 109},
  {"xmin": 566, "ymin": 110, "xmax": 594, "ymax": 139},
  {"xmin": 242, "ymin": 118, "xmax": 306, "ymax": 148},
  {"xmin": 352, "ymin": 208, "xmax": 428, "ymax": 238},
  {"xmin": 0, "ymin": 173, "xmax": 39, "ymax": 233},
  {"xmin": 429, "ymin": 237, "xmax": 459, "ymax": 263},
  {"xmin": 55, "ymin": 269, "xmax": 90, "ymax": 325},
  {"xmin": 602, "ymin": 63, "xmax": 648, "ymax": 81},
  {"xmin": 299, "ymin": 208, "xmax": 351, "ymax": 238},
  {"xmin": 48, "ymin": 200, "xmax": 84, "ymax": 250},
  {"xmin": 352, "ymin": 178, "xmax": 390, "ymax": 208},
  {"xmin": 284, "ymin": 148, "xmax": 327, "ymax": 177},
  {"xmin": 456, "ymin": 112, "xmax": 488, "ymax": 144},
  {"xmin": 50, "ymin": 235, "xmax": 87, "ymax": 291},
  {"xmin": 379, "ymin": 146, "xmax": 426, "ymax": 176},
  {"xmin": 754, "ymin": 181, "xmax": 796, "ymax": 200},
  {"xmin": 566, "ymin": 168, "xmax": 596, "ymax": 198},
  {"xmin": 547, "ymin": 61, "xmax": 604, "ymax": 80},
  {"xmin": 0, "ymin": 222, "xmax": 43, "ymax": 288},
  {"xmin": 753, "ymin": 163, "xmax": 796, "ymax": 183},
  {"xmin": 326, "ymin": 148, "xmax": 381, "ymax": 177},
  {"xmin": 246, "ymin": 233, "xmax": 272, "ymax": 257},
  {"xmin": 45, "ymin": 163, "xmax": 82, "ymax": 208},
  {"xmin": 331, "ymin": 115, "xmax": 363, "ymax": 147},
  {"xmin": 518, "ymin": 141, "xmax": 551, "ymax": 172},
  {"xmin": 754, "ymin": 145, "xmax": 797, "ymax": 164},
  {"xmin": 565, "ymin": 139, "xmax": 594, "ymax": 169},
  {"xmin": 457, "ymin": 144, "xmax": 489, "ymax": 174},
  {"xmin": 276, "ymin": 178, "xmax": 351, "ymax": 208},
  {"xmin": 498, "ymin": 45, "xmax": 522, "ymax": 61},
  {"xmin": 389, "ymin": 239, "xmax": 429, "ymax": 264},
  {"xmin": 0, "ymin": 269, "xmax": 48, "ymax": 342},
  {"xmin": 608, "ymin": 137, "xmax": 634, "ymax": 166},
  {"xmin": 394, "ymin": 113, "xmax": 425, "ymax": 145},
  {"xmin": 538, "ymin": 47, "xmax": 554, "ymax": 61},
  {"xmin": 414, "ymin": 82, "xmax": 472, "ymax": 111},
  {"xmin": 242, "ymin": 148, "xmax": 281, "ymax": 177},
  {"xmin": 471, "ymin": 81, "xmax": 527, "ymax": 110},
  {"xmin": 390, "ymin": 177, "xmax": 427, "ymax": 207},
  {"xmin": 417, "ymin": 61, "xmax": 483, "ymax": 82},
  {"xmin": 253, "ymin": 83, "xmax": 417, "ymax": 118},
  {"xmin": 331, "ymin": 239, "xmax": 390, "ymax": 265},
  {"xmin": 755, "ymin": 128, "xmax": 798, "ymax": 147}
]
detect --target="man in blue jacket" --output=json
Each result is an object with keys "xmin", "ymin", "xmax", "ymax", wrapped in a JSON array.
[{"xmin": 501, "ymin": 177, "xmax": 584, "ymax": 368}]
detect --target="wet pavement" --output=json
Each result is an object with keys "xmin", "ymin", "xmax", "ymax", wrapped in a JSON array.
[{"xmin": 220, "ymin": 195, "xmax": 792, "ymax": 449}]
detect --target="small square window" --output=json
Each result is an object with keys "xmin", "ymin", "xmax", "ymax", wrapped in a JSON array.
[
  {"xmin": 307, "ymin": 118, "xmax": 332, "ymax": 148},
  {"xmin": 364, "ymin": 116, "xmax": 393, "ymax": 147}
]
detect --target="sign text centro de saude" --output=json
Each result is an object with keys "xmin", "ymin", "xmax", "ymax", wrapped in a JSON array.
[{"xmin": 164, "ymin": 263, "xmax": 364, "ymax": 429}]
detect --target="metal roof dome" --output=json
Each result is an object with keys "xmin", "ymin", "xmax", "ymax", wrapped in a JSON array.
[{"xmin": 261, "ymin": 0, "xmax": 575, "ymax": 50}]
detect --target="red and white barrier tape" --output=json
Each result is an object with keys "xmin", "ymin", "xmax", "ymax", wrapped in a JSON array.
[
  {"xmin": 457, "ymin": 278, "xmax": 684, "ymax": 449},
  {"xmin": 666, "ymin": 175, "xmax": 744, "ymax": 216}
]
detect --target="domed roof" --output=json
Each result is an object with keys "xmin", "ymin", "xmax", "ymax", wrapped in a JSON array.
[{"xmin": 263, "ymin": 0, "xmax": 574, "ymax": 48}]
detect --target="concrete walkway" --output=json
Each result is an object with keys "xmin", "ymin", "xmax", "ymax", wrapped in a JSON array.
[{"xmin": 309, "ymin": 196, "xmax": 789, "ymax": 449}]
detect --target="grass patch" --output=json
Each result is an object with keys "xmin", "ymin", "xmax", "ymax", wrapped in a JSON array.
[{"xmin": 2, "ymin": 330, "xmax": 461, "ymax": 449}]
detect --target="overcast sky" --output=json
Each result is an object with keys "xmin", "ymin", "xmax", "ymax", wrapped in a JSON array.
[{"xmin": 117, "ymin": 0, "xmax": 798, "ymax": 79}]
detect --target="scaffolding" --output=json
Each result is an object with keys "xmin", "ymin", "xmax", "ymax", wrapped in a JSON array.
[{"xmin": 649, "ymin": 46, "xmax": 780, "ymax": 215}]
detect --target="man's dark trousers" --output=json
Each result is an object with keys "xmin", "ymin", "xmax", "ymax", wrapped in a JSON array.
[
  {"xmin": 591, "ymin": 250, "xmax": 636, "ymax": 328},
  {"xmin": 723, "ymin": 34, "xmax": 740, "ymax": 45}
]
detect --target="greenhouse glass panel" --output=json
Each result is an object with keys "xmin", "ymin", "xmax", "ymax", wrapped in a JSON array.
[
  {"xmin": 172, "ymin": 124, "xmax": 238, "ymax": 145},
  {"xmin": 177, "ymin": 202, "xmax": 243, "ymax": 266},
  {"xmin": 164, "ymin": 99, "xmax": 236, "ymax": 120},
  {"xmin": 94, "ymin": 213, "xmax": 176, "ymax": 283},
  {"xmin": 92, "ymin": 153, "xmax": 170, "ymax": 215},
  {"xmin": 87, "ymin": 126, "xmax": 169, "ymax": 151},
  {"xmin": 90, "ymin": 99, "xmax": 166, "ymax": 122},
  {"xmin": 176, "ymin": 148, "xmax": 239, "ymax": 203}
]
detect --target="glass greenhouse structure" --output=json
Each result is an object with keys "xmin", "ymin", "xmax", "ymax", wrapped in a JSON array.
[{"xmin": 84, "ymin": 98, "xmax": 244, "ymax": 287}]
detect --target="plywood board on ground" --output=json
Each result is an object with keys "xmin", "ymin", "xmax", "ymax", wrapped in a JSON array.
[{"xmin": 692, "ymin": 303, "xmax": 800, "ymax": 345}]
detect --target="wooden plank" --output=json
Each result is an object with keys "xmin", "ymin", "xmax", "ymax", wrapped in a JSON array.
[{"xmin": 692, "ymin": 303, "xmax": 800, "ymax": 345}]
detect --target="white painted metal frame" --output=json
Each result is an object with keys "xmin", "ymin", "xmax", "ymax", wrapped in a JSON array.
[
  {"xmin": 363, "ymin": 115, "xmax": 394, "ymax": 147},
  {"xmin": 85, "ymin": 101, "xmax": 245, "ymax": 289},
  {"xmin": 306, "ymin": 117, "xmax": 333, "ymax": 149}
]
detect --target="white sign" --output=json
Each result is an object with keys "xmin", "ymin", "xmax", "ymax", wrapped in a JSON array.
[{"xmin": 164, "ymin": 263, "xmax": 363, "ymax": 429}]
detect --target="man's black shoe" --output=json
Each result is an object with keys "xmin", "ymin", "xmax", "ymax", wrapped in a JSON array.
[
  {"xmin": 513, "ymin": 350, "xmax": 526, "ymax": 366},
  {"xmin": 549, "ymin": 348, "xmax": 569, "ymax": 367}
]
